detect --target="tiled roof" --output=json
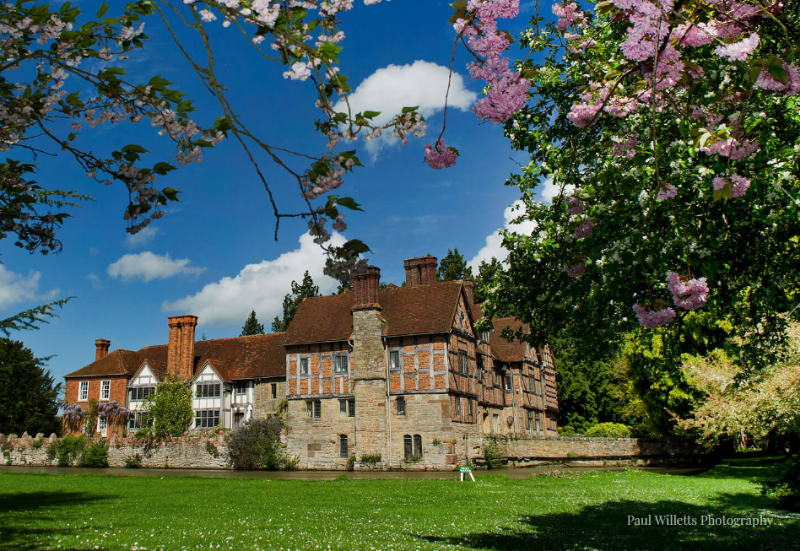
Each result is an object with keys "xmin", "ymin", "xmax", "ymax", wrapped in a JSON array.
[
  {"xmin": 65, "ymin": 333, "xmax": 286, "ymax": 382},
  {"xmin": 284, "ymin": 281, "xmax": 465, "ymax": 345},
  {"xmin": 489, "ymin": 317, "xmax": 530, "ymax": 363}
]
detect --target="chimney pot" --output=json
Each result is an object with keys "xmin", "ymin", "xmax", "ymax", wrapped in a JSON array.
[
  {"xmin": 94, "ymin": 339, "xmax": 111, "ymax": 362},
  {"xmin": 404, "ymin": 256, "xmax": 437, "ymax": 286},
  {"xmin": 352, "ymin": 266, "xmax": 381, "ymax": 310},
  {"xmin": 167, "ymin": 315, "xmax": 198, "ymax": 380}
]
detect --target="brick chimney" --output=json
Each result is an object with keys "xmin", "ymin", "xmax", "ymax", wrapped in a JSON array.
[
  {"xmin": 167, "ymin": 315, "xmax": 198, "ymax": 380},
  {"xmin": 403, "ymin": 255, "xmax": 437, "ymax": 287},
  {"xmin": 352, "ymin": 266, "xmax": 381, "ymax": 311},
  {"xmin": 463, "ymin": 280, "xmax": 475, "ymax": 305},
  {"xmin": 94, "ymin": 339, "xmax": 110, "ymax": 362}
]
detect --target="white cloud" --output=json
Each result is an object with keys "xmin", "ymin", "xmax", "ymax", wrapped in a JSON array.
[
  {"xmin": 333, "ymin": 60, "xmax": 477, "ymax": 160},
  {"xmin": 0, "ymin": 265, "xmax": 59, "ymax": 310},
  {"xmin": 107, "ymin": 252, "xmax": 205, "ymax": 283},
  {"xmin": 162, "ymin": 232, "xmax": 345, "ymax": 327},
  {"xmin": 86, "ymin": 273, "xmax": 103, "ymax": 290},
  {"xmin": 124, "ymin": 226, "xmax": 160, "ymax": 248},
  {"xmin": 468, "ymin": 201, "xmax": 538, "ymax": 270},
  {"xmin": 539, "ymin": 177, "xmax": 574, "ymax": 203}
]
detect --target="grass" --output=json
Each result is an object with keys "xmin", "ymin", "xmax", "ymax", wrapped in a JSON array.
[{"xmin": 1, "ymin": 460, "xmax": 799, "ymax": 551}]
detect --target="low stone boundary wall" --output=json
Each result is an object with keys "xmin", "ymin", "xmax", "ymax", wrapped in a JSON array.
[
  {"xmin": 0, "ymin": 432, "xmax": 230, "ymax": 469},
  {"xmin": 479, "ymin": 435, "xmax": 710, "ymax": 467},
  {"xmin": 1, "ymin": 432, "xmax": 709, "ymax": 470}
]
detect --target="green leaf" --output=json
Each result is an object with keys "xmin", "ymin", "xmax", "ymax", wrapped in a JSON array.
[
  {"xmin": 153, "ymin": 162, "xmax": 176, "ymax": 174},
  {"xmin": 161, "ymin": 188, "xmax": 181, "ymax": 202},
  {"xmin": 448, "ymin": 9, "xmax": 467, "ymax": 25},
  {"xmin": 335, "ymin": 197, "xmax": 363, "ymax": 211},
  {"xmin": 121, "ymin": 144, "xmax": 148, "ymax": 153},
  {"xmin": 768, "ymin": 64, "xmax": 788, "ymax": 84},
  {"xmin": 343, "ymin": 239, "xmax": 371, "ymax": 254},
  {"xmin": 401, "ymin": 106, "xmax": 419, "ymax": 114},
  {"xmin": 450, "ymin": 0, "xmax": 468, "ymax": 10},
  {"xmin": 97, "ymin": 3, "xmax": 108, "ymax": 18},
  {"xmin": 713, "ymin": 183, "xmax": 732, "ymax": 202},
  {"xmin": 102, "ymin": 67, "xmax": 126, "ymax": 76},
  {"xmin": 213, "ymin": 116, "xmax": 232, "ymax": 132},
  {"xmin": 361, "ymin": 111, "xmax": 381, "ymax": 119}
]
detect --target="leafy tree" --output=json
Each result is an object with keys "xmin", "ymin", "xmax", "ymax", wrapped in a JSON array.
[
  {"xmin": 227, "ymin": 417, "xmax": 296, "ymax": 470},
  {"xmin": 139, "ymin": 376, "xmax": 193, "ymax": 439},
  {"xmin": 437, "ymin": 248, "xmax": 473, "ymax": 282},
  {"xmin": 272, "ymin": 271, "xmax": 320, "ymax": 332},
  {"xmin": 0, "ymin": 338, "xmax": 61, "ymax": 436},
  {"xmin": 240, "ymin": 311, "xmax": 265, "ymax": 337}
]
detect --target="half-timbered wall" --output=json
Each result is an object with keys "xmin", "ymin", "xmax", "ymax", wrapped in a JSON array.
[
  {"xmin": 286, "ymin": 342, "xmax": 352, "ymax": 397},
  {"xmin": 386, "ymin": 335, "xmax": 448, "ymax": 393}
]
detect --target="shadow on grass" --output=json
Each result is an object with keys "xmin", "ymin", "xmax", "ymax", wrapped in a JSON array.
[
  {"xmin": 0, "ymin": 491, "xmax": 115, "ymax": 551},
  {"xmin": 417, "ymin": 493, "xmax": 800, "ymax": 551}
]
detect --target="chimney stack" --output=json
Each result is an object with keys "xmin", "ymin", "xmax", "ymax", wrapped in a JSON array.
[
  {"xmin": 94, "ymin": 339, "xmax": 110, "ymax": 362},
  {"xmin": 463, "ymin": 280, "xmax": 475, "ymax": 305},
  {"xmin": 352, "ymin": 266, "xmax": 381, "ymax": 311},
  {"xmin": 167, "ymin": 315, "xmax": 198, "ymax": 380},
  {"xmin": 404, "ymin": 255, "xmax": 438, "ymax": 287}
]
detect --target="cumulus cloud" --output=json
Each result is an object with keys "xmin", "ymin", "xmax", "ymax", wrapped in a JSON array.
[
  {"xmin": 124, "ymin": 226, "xmax": 160, "ymax": 248},
  {"xmin": 333, "ymin": 60, "xmax": 476, "ymax": 160},
  {"xmin": 0, "ymin": 265, "xmax": 59, "ymax": 310},
  {"xmin": 162, "ymin": 232, "xmax": 345, "ymax": 327},
  {"xmin": 468, "ymin": 201, "xmax": 538, "ymax": 270},
  {"xmin": 539, "ymin": 176, "xmax": 574, "ymax": 203},
  {"xmin": 107, "ymin": 252, "xmax": 205, "ymax": 283}
]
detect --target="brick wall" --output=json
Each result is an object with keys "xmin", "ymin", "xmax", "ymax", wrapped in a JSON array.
[{"xmin": 63, "ymin": 376, "xmax": 129, "ymax": 437}]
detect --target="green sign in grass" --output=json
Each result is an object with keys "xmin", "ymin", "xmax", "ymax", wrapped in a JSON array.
[{"xmin": 458, "ymin": 465, "xmax": 472, "ymax": 473}]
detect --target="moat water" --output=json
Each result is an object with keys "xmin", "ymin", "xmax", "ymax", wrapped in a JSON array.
[{"xmin": 0, "ymin": 464, "xmax": 706, "ymax": 480}]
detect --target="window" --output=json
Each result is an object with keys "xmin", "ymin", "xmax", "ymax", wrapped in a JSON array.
[
  {"xmin": 404, "ymin": 435, "xmax": 413, "ymax": 460},
  {"xmin": 97, "ymin": 416, "xmax": 108, "ymax": 435},
  {"xmin": 493, "ymin": 414, "xmax": 499, "ymax": 433},
  {"xmin": 468, "ymin": 398, "xmax": 474, "ymax": 418},
  {"xmin": 339, "ymin": 399, "xmax": 348, "ymax": 417},
  {"xmin": 492, "ymin": 371, "xmax": 500, "ymax": 388},
  {"xmin": 130, "ymin": 386, "xmax": 155, "ymax": 401},
  {"xmin": 458, "ymin": 350, "xmax": 468, "ymax": 373},
  {"xmin": 79, "ymin": 381, "xmax": 89, "ymax": 401},
  {"xmin": 128, "ymin": 412, "xmax": 150, "ymax": 432},
  {"xmin": 389, "ymin": 351, "xmax": 400, "ymax": 371},
  {"xmin": 454, "ymin": 396, "xmax": 462, "ymax": 417},
  {"xmin": 300, "ymin": 358, "xmax": 309, "ymax": 375},
  {"xmin": 334, "ymin": 355, "xmax": 349, "ymax": 374},
  {"xmin": 196, "ymin": 383, "xmax": 221, "ymax": 398},
  {"xmin": 504, "ymin": 375, "xmax": 512, "ymax": 391},
  {"xmin": 307, "ymin": 400, "xmax": 321, "ymax": 419},
  {"xmin": 413, "ymin": 435, "xmax": 423, "ymax": 458},
  {"xmin": 527, "ymin": 410, "xmax": 534, "ymax": 433},
  {"xmin": 195, "ymin": 409, "xmax": 220, "ymax": 428},
  {"xmin": 535, "ymin": 413, "xmax": 541, "ymax": 434},
  {"xmin": 235, "ymin": 382, "xmax": 248, "ymax": 396},
  {"xmin": 100, "ymin": 380, "xmax": 110, "ymax": 401},
  {"xmin": 396, "ymin": 397, "xmax": 406, "ymax": 416},
  {"xmin": 271, "ymin": 383, "xmax": 277, "ymax": 399},
  {"xmin": 348, "ymin": 399, "xmax": 355, "ymax": 417},
  {"xmin": 339, "ymin": 435, "xmax": 349, "ymax": 458}
]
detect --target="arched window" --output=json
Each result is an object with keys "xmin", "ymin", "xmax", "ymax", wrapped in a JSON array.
[
  {"xmin": 413, "ymin": 435, "xmax": 423, "ymax": 458},
  {"xmin": 403, "ymin": 435, "xmax": 413, "ymax": 460}
]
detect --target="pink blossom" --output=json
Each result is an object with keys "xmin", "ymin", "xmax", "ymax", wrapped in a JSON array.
[
  {"xmin": 656, "ymin": 185, "xmax": 677, "ymax": 201},
  {"xmin": 755, "ymin": 61, "xmax": 800, "ymax": 96},
  {"xmin": 715, "ymin": 174, "xmax": 751, "ymax": 198},
  {"xmin": 632, "ymin": 303, "xmax": 676, "ymax": 328},
  {"xmin": 574, "ymin": 216, "xmax": 594, "ymax": 238},
  {"xmin": 423, "ymin": 139, "xmax": 459, "ymax": 169},
  {"xmin": 566, "ymin": 196, "xmax": 585, "ymax": 214},
  {"xmin": 667, "ymin": 272, "xmax": 709, "ymax": 310},
  {"xmin": 564, "ymin": 263, "xmax": 585, "ymax": 278},
  {"xmin": 715, "ymin": 33, "xmax": 759, "ymax": 62},
  {"xmin": 199, "ymin": 9, "xmax": 217, "ymax": 22},
  {"xmin": 552, "ymin": 2, "xmax": 584, "ymax": 31}
]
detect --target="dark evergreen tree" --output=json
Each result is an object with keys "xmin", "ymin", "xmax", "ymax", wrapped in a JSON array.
[
  {"xmin": 272, "ymin": 271, "xmax": 320, "ymax": 332},
  {"xmin": 240, "ymin": 310, "xmax": 265, "ymax": 336},
  {"xmin": 437, "ymin": 248, "xmax": 473, "ymax": 281},
  {"xmin": 0, "ymin": 338, "xmax": 61, "ymax": 436}
]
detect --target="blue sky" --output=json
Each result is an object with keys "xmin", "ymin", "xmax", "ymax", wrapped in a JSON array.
[{"xmin": 2, "ymin": 0, "xmax": 558, "ymax": 384}]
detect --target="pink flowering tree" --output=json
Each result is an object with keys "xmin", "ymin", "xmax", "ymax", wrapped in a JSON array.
[{"xmin": 478, "ymin": 0, "xmax": 800, "ymax": 365}]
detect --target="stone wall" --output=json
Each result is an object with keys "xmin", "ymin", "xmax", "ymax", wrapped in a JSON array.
[
  {"xmin": 0, "ymin": 432, "xmax": 230, "ymax": 469},
  {"xmin": 479, "ymin": 434, "xmax": 709, "ymax": 467}
]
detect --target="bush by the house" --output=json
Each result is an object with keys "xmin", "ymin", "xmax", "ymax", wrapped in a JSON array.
[
  {"xmin": 124, "ymin": 454, "xmax": 142, "ymax": 468},
  {"xmin": 47, "ymin": 435, "xmax": 87, "ymax": 467},
  {"xmin": 79, "ymin": 440, "xmax": 109, "ymax": 467},
  {"xmin": 585, "ymin": 423, "xmax": 631, "ymax": 438},
  {"xmin": 483, "ymin": 439, "xmax": 503, "ymax": 468},
  {"xmin": 227, "ymin": 417, "xmax": 295, "ymax": 470}
]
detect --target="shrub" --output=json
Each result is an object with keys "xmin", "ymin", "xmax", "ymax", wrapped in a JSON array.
[
  {"xmin": 80, "ymin": 440, "xmax": 109, "ymax": 467},
  {"xmin": 585, "ymin": 423, "xmax": 632, "ymax": 438},
  {"xmin": 206, "ymin": 442, "xmax": 220, "ymax": 458},
  {"xmin": 32, "ymin": 437, "xmax": 44, "ymax": 449},
  {"xmin": 762, "ymin": 452, "xmax": 800, "ymax": 511},
  {"xmin": 227, "ymin": 417, "xmax": 293, "ymax": 470},
  {"xmin": 359, "ymin": 453, "xmax": 382, "ymax": 464},
  {"xmin": 48, "ymin": 435, "xmax": 87, "ymax": 466},
  {"xmin": 483, "ymin": 439, "xmax": 503, "ymax": 468},
  {"xmin": 124, "ymin": 454, "xmax": 142, "ymax": 468}
]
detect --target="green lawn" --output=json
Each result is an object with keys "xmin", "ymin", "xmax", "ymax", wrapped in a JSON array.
[{"xmin": 1, "ymin": 460, "xmax": 799, "ymax": 551}]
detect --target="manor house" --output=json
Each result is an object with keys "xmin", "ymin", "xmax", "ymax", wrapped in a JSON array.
[{"xmin": 64, "ymin": 255, "xmax": 558, "ymax": 469}]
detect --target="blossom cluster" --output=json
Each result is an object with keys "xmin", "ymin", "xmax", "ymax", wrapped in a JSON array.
[
  {"xmin": 667, "ymin": 272, "xmax": 709, "ymax": 310},
  {"xmin": 632, "ymin": 303, "xmax": 676, "ymax": 328},
  {"xmin": 424, "ymin": 139, "xmax": 459, "ymax": 169}
]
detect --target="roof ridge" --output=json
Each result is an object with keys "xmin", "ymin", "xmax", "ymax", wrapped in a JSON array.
[{"xmin": 196, "ymin": 333, "xmax": 285, "ymax": 343}]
